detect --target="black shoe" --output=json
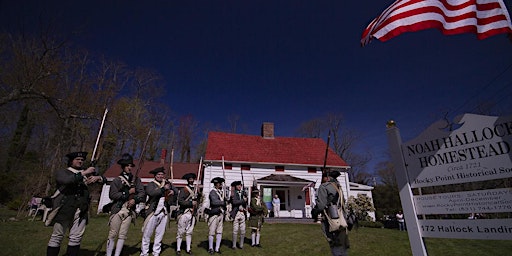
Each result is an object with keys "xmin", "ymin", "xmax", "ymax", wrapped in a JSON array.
[
  {"xmin": 176, "ymin": 251, "xmax": 181, "ymax": 256},
  {"xmin": 186, "ymin": 250, "xmax": 193, "ymax": 255},
  {"xmin": 231, "ymin": 246, "xmax": 236, "ymax": 250},
  {"xmin": 208, "ymin": 249, "xmax": 214, "ymax": 255},
  {"xmin": 251, "ymin": 244, "xmax": 255, "ymax": 247},
  {"xmin": 256, "ymin": 244, "xmax": 262, "ymax": 248},
  {"xmin": 65, "ymin": 245, "xmax": 80, "ymax": 256},
  {"xmin": 238, "ymin": 245, "xmax": 243, "ymax": 249},
  {"xmin": 46, "ymin": 246, "xmax": 60, "ymax": 256},
  {"xmin": 215, "ymin": 250, "xmax": 221, "ymax": 254}
]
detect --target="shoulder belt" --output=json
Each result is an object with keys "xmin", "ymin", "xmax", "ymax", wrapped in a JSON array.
[
  {"xmin": 119, "ymin": 176, "xmax": 131, "ymax": 187},
  {"xmin": 184, "ymin": 186, "xmax": 194, "ymax": 201}
]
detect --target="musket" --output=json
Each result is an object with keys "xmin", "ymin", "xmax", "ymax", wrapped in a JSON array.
[
  {"xmin": 322, "ymin": 129, "xmax": 331, "ymax": 176},
  {"xmin": 222, "ymin": 156, "xmax": 232, "ymax": 221},
  {"xmin": 222, "ymin": 156, "xmax": 227, "ymax": 198},
  {"xmin": 90, "ymin": 108, "xmax": 109, "ymax": 168},
  {"xmin": 128, "ymin": 128, "xmax": 151, "ymax": 212},
  {"xmin": 193, "ymin": 157, "xmax": 203, "ymax": 196},
  {"xmin": 170, "ymin": 148, "xmax": 174, "ymax": 181},
  {"xmin": 162, "ymin": 148, "xmax": 178, "ymax": 221},
  {"xmin": 240, "ymin": 160, "xmax": 245, "ymax": 195},
  {"xmin": 192, "ymin": 157, "xmax": 203, "ymax": 215},
  {"xmin": 240, "ymin": 162, "xmax": 245, "ymax": 189},
  {"xmin": 239, "ymin": 159, "xmax": 248, "ymax": 213},
  {"xmin": 135, "ymin": 128, "xmax": 152, "ymax": 178},
  {"xmin": 165, "ymin": 148, "xmax": 177, "ymax": 206}
]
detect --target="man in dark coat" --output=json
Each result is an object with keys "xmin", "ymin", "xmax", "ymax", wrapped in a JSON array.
[
  {"xmin": 46, "ymin": 151, "xmax": 106, "ymax": 256},
  {"xmin": 315, "ymin": 170, "xmax": 350, "ymax": 256},
  {"xmin": 141, "ymin": 167, "xmax": 178, "ymax": 256},
  {"xmin": 229, "ymin": 181, "xmax": 247, "ymax": 249},
  {"xmin": 207, "ymin": 177, "xmax": 226, "ymax": 254},
  {"xmin": 176, "ymin": 173, "xmax": 200, "ymax": 255},
  {"xmin": 106, "ymin": 153, "xmax": 145, "ymax": 256},
  {"xmin": 248, "ymin": 188, "xmax": 267, "ymax": 247}
]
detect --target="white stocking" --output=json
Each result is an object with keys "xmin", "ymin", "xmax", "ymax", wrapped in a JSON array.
[
  {"xmin": 208, "ymin": 235, "xmax": 214, "ymax": 250},
  {"xmin": 114, "ymin": 239, "xmax": 125, "ymax": 256},
  {"xmin": 176, "ymin": 238, "xmax": 182, "ymax": 251},
  {"xmin": 215, "ymin": 234, "xmax": 222, "ymax": 251},
  {"xmin": 186, "ymin": 235, "xmax": 192, "ymax": 252},
  {"xmin": 106, "ymin": 238, "xmax": 115, "ymax": 256}
]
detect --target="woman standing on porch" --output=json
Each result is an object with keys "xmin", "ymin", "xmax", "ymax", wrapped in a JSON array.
[{"xmin": 272, "ymin": 194, "xmax": 280, "ymax": 218}]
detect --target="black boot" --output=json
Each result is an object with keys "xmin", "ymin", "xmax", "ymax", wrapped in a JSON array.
[
  {"xmin": 65, "ymin": 245, "xmax": 80, "ymax": 256},
  {"xmin": 46, "ymin": 246, "xmax": 60, "ymax": 256}
]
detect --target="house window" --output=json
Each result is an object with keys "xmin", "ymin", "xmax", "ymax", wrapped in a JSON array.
[
  {"xmin": 307, "ymin": 167, "xmax": 317, "ymax": 173},
  {"xmin": 241, "ymin": 164, "xmax": 251, "ymax": 171},
  {"xmin": 275, "ymin": 166, "xmax": 284, "ymax": 172},
  {"xmin": 224, "ymin": 163, "xmax": 232, "ymax": 170}
]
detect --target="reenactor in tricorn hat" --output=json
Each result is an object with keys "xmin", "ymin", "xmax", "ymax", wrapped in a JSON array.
[
  {"xmin": 176, "ymin": 173, "xmax": 200, "ymax": 255},
  {"xmin": 105, "ymin": 153, "xmax": 145, "ymax": 256},
  {"xmin": 248, "ymin": 188, "xmax": 268, "ymax": 248},
  {"xmin": 207, "ymin": 177, "xmax": 226, "ymax": 254},
  {"xmin": 229, "ymin": 180, "xmax": 247, "ymax": 249},
  {"xmin": 315, "ymin": 169, "xmax": 350, "ymax": 256},
  {"xmin": 140, "ymin": 167, "xmax": 178, "ymax": 256},
  {"xmin": 46, "ymin": 151, "xmax": 106, "ymax": 256}
]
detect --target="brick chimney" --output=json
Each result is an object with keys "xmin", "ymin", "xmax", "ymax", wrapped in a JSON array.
[
  {"xmin": 261, "ymin": 122, "xmax": 274, "ymax": 138},
  {"xmin": 160, "ymin": 149, "xmax": 167, "ymax": 165}
]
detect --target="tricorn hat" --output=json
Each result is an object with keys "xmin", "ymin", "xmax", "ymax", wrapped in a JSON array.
[
  {"xmin": 211, "ymin": 177, "xmax": 225, "ymax": 184},
  {"xmin": 149, "ymin": 167, "xmax": 165, "ymax": 175},
  {"xmin": 66, "ymin": 151, "xmax": 88, "ymax": 160},
  {"xmin": 252, "ymin": 188, "xmax": 260, "ymax": 193},
  {"xmin": 182, "ymin": 173, "xmax": 197, "ymax": 180},
  {"xmin": 117, "ymin": 153, "xmax": 135, "ymax": 167},
  {"xmin": 231, "ymin": 181, "xmax": 242, "ymax": 187},
  {"xmin": 328, "ymin": 170, "xmax": 341, "ymax": 178}
]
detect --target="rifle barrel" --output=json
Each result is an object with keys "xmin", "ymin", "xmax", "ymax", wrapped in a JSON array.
[
  {"xmin": 194, "ymin": 157, "xmax": 203, "ymax": 196},
  {"xmin": 170, "ymin": 148, "xmax": 174, "ymax": 180},
  {"xmin": 135, "ymin": 129, "xmax": 152, "ymax": 178},
  {"xmin": 322, "ymin": 130, "xmax": 331, "ymax": 173},
  {"xmin": 91, "ymin": 108, "xmax": 109, "ymax": 163}
]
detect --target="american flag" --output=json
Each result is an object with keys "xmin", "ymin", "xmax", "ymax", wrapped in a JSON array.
[{"xmin": 361, "ymin": 0, "xmax": 512, "ymax": 46}]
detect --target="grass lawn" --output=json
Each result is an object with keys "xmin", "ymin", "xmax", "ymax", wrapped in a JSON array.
[{"xmin": 1, "ymin": 207, "xmax": 511, "ymax": 255}]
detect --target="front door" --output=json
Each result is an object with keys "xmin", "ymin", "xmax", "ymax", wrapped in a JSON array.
[{"xmin": 275, "ymin": 190, "xmax": 286, "ymax": 210}]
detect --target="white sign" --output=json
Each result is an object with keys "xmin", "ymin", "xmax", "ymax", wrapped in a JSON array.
[
  {"xmin": 402, "ymin": 114, "xmax": 512, "ymax": 188},
  {"xmin": 414, "ymin": 188, "xmax": 512, "ymax": 215},
  {"xmin": 419, "ymin": 219, "xmax": 512, "ymax": 240}
]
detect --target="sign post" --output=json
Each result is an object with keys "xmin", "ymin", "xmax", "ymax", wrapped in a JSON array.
[
  {"xmin": 387, "ymin": 121, "xmax": 428, "ymax": 256},
  {"xmin": 386, "ymin": 114, "xmax": 512, "ymax": 255}
]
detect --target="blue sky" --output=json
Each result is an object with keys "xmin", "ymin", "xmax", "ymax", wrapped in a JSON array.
[{"xmin": 2, "ymin": 0, "xmax": 511, "ymax": 172}]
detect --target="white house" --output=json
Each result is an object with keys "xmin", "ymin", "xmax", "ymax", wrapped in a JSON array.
[{"xmin": 203, "ymin": 122, "xmax": 351, "ymax": 219}]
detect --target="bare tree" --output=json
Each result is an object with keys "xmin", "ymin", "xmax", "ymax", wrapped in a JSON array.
[
  {"xmin": 297, "ymin": 113, "xmax": 372, "ymax": 184},
  {"xmin": 0, "ymin": 30, "xmax": 170, "ymax": 214},
  {"xmin": 176, "ymin": 115, "xmax": 198, "ymax": 163},
  {"xmin": 295, "ymin": 118, "xmax": 324, "ymax": 138},
  {"xmin": 227, "ymin": 114, "xmax": 240, "ymax": 133}
]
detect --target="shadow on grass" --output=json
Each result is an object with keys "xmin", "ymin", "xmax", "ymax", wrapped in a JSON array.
[
  {"xmin": 196, "ymin": 238, "xmax": 250, "ymax": 253},
  {"xmin": 84, "ymin": 240, "xmax": 142, "ymax": 256}
]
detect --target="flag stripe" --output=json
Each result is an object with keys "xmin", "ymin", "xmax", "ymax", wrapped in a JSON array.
[
  {"xmin": 361, "ymin": 0, "xmax": 512, "ymax": 46},
  {"xmin": 372, "ymin": 1, "xmax": 504, "ymax": 33},
  {"xmin": 375, "ymin": 7, "xmax": 510, "ymax": 34}
]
